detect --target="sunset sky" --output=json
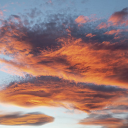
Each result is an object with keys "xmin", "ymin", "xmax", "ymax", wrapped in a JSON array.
[{"xmin": 0, "ymin": 0, "xmax": 128, "ymax": 128}]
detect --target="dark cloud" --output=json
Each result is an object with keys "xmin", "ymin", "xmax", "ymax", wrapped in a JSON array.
[
  {"xmin": 79, "ymin": 113, "xmax": 128, "ymax": 128},
  {"xmin": 0, "ymin": 112, "xmax": 54, "ymax": 126},
  {"xmin": 117, "ymin": 124, "xmax": 128, "ymax": 128}
]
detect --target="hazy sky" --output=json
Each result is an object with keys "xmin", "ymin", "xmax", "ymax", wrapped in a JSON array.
[{"xmin": 0, "ymin": 0, "xmax": 128, "ymax": 128}]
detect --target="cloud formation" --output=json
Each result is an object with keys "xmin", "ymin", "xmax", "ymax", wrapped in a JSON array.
[
  {"xmin": 75, "ymin": 15, "xmax": 89, "ymax": 26},
  {"xmin": 1, "ymin": 76, "xmax": 128, "ymax": 128},
  {"xmin": 79, "ymin": 113, "xmax": 128, "ymax": 128},
  {"xmin": 1, "ymin": 35, "xmax": 128, "ymax": 87},
  {"xmin": 108, "ymin": 7, "xmax": 128, "ymax": 26},
  {"xmin": 0, "ymin": 112, "xmax": 54, "ymax": 126},
  {"xmin": 79, "ymin": 94, "xmax": 128, "ymax": 128},
  {"xmin": 97, "ymin": 7, "xmax": 128, "ymax": 29},
  {"xmin": 0, "ymin": 76, "xmax": 127, "ymax": 113},
  {"xmin": 0, "ymin": 12, "xmax": 128, "ymax": 87},
  {"xmin": 1, "ymin": 8, "xmax": 128, "ymax": 127}
]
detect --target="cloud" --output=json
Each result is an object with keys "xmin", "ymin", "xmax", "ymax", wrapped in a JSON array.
[
  {"xmin": 97, "ymin": 8, "xmax": 128, "ymax": 29},
  {"xmin": 97, "ymin": 22, "xmax": 110, "ymax": 29},
  {"xmin": 79, "ymin": 113, "xmax": 128, "ymax": 128},
  {"xmin": 86, "ymin": 33, "xmax": 96, "ymax": 38},
  {"xmin": 1, "ymin": 74, "xmax": 127, "ymax": 128},
  {"xmin": 75, "ymin": 15, "xmax": 89, "ymax": 25},
  {"xmin": 108, "ymin": 7, "xmax": 128, "ymax": 26},
  {"xmin": 79, "ymin": 114, "xmax": 122, "ymax": 126},
  {"xmin": 0, "ymin": 112, "xmax": 54, "ymax": 126},
  {"xmin": 75, "ymin": 15, "xmax": 97, "ymax": 27},
  {"xmin": 0, "ymin": 10, "xmax": 3, "ymax": 17},
  {"xmin": 0, "ymin": 9, "xmax": 128, "ymax": 127},
  {"xmin": 117, "ymin": 124, "xmax": 128, "ymax": 128},
  {"xmin": 1, "ymin": 10, "xmax": 128, "ymax": 87},
  {"xmin": 104, "ymin": 29, "xmax": 124, "ymax": 35},
  {"xmin": 79, "ymin": 95, "xmax": 128, "ymax": 128},
  {"xmin": 2, "ymin": 35, "xmax": 128, "ymax": 87},
  {"xmin": 0, "ymin": 76, "xmax": 127, "ymax": 113}
]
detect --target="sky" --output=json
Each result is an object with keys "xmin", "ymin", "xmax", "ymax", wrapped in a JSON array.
[{"xmin": 0, "ymin": 0, "xmax": 128, "ymax": 128}]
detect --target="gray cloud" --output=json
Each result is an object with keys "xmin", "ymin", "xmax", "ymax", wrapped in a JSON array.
[{"xmin": 0, "ymin": 112, "xmax": 54, "ymax": 126}]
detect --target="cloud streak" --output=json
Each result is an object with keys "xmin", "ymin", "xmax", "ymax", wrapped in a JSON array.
[
  {"xmin": 0, "ymin": 76, "xmax": 127, "ymax": 113},
  {"xmin": 0, "ymin": 112, "xmax": 54, "ymax": 126}
]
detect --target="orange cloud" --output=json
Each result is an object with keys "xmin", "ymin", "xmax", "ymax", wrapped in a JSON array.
[
  {"xmin": 1, "ymin": 13, "xmax": 128, "ymax": 88},
  {"xmin": 0, "ymin": 7, "xmax": 128, "ymax": 128},
  {"xmin": 108, "ymin": 8, "xmax": 128, "ymax": 26},
  {"xmin": 0, "ymin": 77, "xmax": 127, "ymax": 113},
  {"xmin": 0, "ymin": 112, "xmax": 54, "ymax": 126},
  {"xmin": 1, "ymin": 36, "xmax": 128, "ymax": 87},
  {"xmin": 75, "ymin": 15, "xmax": 97, "ymax": 27},
  {"xmin": 79, "ymin": 94, "xmax": 128, "ymax": 128},
  {"xmin": 97, "ymin": 8, "xmax": 128, "ymax": 29},
  {"xmin": 97, "ymin": 22, "xmax": 111, "ymax": 29},
  {"xmin": 104, "ymin": 29, "xmax": 122, "ymax": 35},
  {"xmin": 86, "ymin": 33, "xmax": 96, "ymax": 38},
  {"xmin": 104, "ymin": 29, "xmax": 128, "ymax": 39},
  {"xmin": 75, "ymin": 15, "xmax": 89, "ymax": 24}
]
